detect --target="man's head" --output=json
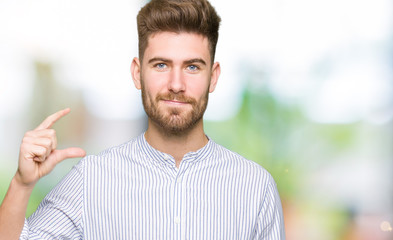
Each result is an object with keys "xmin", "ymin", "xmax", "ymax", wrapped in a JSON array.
[
  {"xmin": 137, "ymin": 0, "xmax": 221, "ymax": 64},
  {"xmin": 132, "ymin": 0, "xmax": 221, "ymax": 135}
]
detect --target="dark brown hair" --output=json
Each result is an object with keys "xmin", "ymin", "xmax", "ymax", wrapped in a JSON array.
[{"xmin": 137, "ymin": 0, "xmax": 221, "ymax": 63}]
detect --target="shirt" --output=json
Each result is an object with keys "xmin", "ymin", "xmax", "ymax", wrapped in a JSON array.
[{"xmin": 20, "ymin": 133, "xmax": 285, "ymax": 239}]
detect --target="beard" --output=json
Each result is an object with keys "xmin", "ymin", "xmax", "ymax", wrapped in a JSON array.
[{"xmin": 141, "ymin": 82, "xmax": 209, "ymax": 135}]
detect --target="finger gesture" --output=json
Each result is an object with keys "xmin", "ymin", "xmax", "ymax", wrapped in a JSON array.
[{"xmin": 15, "ymin": 108, "xmax": 86, "ymax": 187}]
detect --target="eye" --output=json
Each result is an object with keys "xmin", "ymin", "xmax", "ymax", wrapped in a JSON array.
[
  {"xmin": 187, "ymin": 65, "xmax": 199, "ymax": 72},
  {"xmin": 155, "ymin": 63, "xmax": 167, "ymax": 70}
]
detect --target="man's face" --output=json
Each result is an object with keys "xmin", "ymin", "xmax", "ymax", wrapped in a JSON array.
[{"xmin": 132, "ymin": 32, "xmax": 220, "ymax": 134}]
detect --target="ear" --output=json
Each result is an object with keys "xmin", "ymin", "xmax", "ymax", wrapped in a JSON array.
[
  {"xmin": 209, "ymin": 62, "xmax": 221, "ymax": 93},
  {"xmin": 131, "ymin": 57, "xmax": 142, "ymax": 90}
]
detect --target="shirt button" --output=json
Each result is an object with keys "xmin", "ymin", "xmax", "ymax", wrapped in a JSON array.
[{"xmin": 174, "ymin": 216, "xmax": 180, "ymax": 224}]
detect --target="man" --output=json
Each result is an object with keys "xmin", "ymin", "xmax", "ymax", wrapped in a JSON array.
[{"xmin": 0, "ymin": 0, "xmax": 285, "ymax": 239}]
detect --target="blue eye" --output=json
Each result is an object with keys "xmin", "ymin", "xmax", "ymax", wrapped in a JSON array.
[
  {"xmin": 187, "ymin": 65, "xmax": 198, "ymax": 71},
  {"xmin": 156, "ymin": 63, "xmax": 167, "ymax": 69}
]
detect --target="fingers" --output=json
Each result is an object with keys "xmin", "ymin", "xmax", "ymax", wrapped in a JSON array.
[
  {"xmin": 24, "ymin": 145, "xmax": 49, "ymax": 162},
  {"xmin": 30, "ymin": 147, "xmax": 86, "ymax": 164},
  {"xmin": 21, "ymin": 129, "xmax": 57, "ymax": 163},
  {"xmin": 53, "ymin": 148, "xmax": 86, "ymax": 164},
  {"xmin": 23, "ymin": 129, "xmax": 57, "ymax": 150},
  {"xmin": 35, "ymin": 108, "xmax": 71, "ymax": 130},
  {"xmin": 23, "ymin": 108, "xmax": 81, "ymax": 164},
  {"xmin": 34, "ymin": 147, "xmax": 86, "ymax": 180},
  {"xmin": 16, "ymin": 108, "xmax": 84, "ymax": 186},
  {"xmin": 23, "ymin": 108, "xmax": 69, "ymax": 162}
]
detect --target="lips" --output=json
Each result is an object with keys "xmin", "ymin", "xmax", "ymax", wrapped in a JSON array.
[
  {"xmin": 156, "ymin": 93, "xmax": 196, "ymax": 106},
  {"xmin": 162, "ymin": 99, "xmax": 189, "ymax": 105}
]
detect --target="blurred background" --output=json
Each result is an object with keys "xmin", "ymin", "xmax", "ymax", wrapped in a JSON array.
[{"xmin": 0, "ymin": 0, "xmax": 392, "ymax": 239}]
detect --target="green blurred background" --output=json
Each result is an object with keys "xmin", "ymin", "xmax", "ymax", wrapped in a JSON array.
[{"xmin": 0, "ymin": 0, "xmax": 392, "ymax": 239}]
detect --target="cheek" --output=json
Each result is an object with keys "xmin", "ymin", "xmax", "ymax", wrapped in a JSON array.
[
  {"xmin": 187, "ymin": 78, "xmax": 211, "ymax": 97},
  {"xmin": 142, "ymin": 73, "xmax": 165, "ymax": 94}
]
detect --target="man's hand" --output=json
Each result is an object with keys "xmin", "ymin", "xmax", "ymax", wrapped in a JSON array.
[
  {"xmin": 14, "ymin": 108, "xmax": 86, "ymax": 187},
  {"xmin": 0, "ymin": 108, "xmax": 86, "ymax": 240}
]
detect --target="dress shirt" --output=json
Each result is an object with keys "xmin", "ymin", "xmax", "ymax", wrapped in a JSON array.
[{"xmin": 20, "ymin": 133, "xmax": 285, "ymax": 239}]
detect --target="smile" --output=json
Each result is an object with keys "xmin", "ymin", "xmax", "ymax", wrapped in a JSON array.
[{"xmin": 162, "ymin": 99, "xmax": 189, "ymax": 105}]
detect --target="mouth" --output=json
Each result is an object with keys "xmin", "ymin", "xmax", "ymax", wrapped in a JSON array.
[{"xmin": 161, "ymin": 99, "xmax": 189, "ymax": 105}]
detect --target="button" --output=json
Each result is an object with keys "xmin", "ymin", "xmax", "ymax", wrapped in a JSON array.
[
  {"xmin": 163, "ymin": 155, "xmax": 171, "ymax": 161},
  {"xmin": 174, "ymin": 216, "xmax": 180, "ymax": 224}
]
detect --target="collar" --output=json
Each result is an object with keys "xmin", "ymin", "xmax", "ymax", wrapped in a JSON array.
[{"xmin": 136, "ymin": 132, "xmax": 216, "ymax": 165}]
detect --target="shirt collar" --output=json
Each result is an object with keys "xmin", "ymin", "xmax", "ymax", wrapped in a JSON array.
[{"xmin": 136, "ymin": 132, "xmax": 215, "ymax": 165}]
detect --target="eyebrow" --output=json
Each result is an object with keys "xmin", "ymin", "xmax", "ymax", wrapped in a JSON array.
[
  {"xmin": 184, "ymin": 58, "xmax": 207, "ymax": 66},
  {"xmin": 148, "ymin": 57, "xmax": 172, "ymax": 64},
  {"xmin": 147, "ymin": 57, "xmax": 207, "ymax": 66}
]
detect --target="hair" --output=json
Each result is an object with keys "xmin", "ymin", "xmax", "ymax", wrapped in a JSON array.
[{"xmin": 137, "ymin": 0, "xmax": 221, "ymax": 64}]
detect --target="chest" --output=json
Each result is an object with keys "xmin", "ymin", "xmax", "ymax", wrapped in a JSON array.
[{"xmin": 83, "ymin": 161, "xmax": 262, "ymax": 239}]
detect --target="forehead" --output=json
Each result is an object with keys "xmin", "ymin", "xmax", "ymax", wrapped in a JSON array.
[{"xmin": 143, "ymin": 32, "xmax": 211, "ymax": 64}]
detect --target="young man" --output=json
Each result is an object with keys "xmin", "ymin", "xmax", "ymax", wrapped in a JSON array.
[{"xmin": 0, "ymin": 0, "xmax": 285, "ymax": 239}]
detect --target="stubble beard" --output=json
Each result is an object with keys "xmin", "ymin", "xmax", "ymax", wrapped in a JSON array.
[{"xmin": 141, "ymin": 81, "xmax": 209, "ymax": 135}]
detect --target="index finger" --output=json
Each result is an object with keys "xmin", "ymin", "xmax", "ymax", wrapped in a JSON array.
[{"xmin": 35, "ymin": 108, "xmax": 71, "ymax": 130}]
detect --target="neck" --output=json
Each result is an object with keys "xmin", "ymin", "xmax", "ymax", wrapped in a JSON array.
[{"xmin": 144, "ymin": 119, "xmax": 208, "ymax": 167}]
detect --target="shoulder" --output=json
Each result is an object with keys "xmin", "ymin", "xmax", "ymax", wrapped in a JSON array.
[
  {"xmin": 210, "ymin": 141, "xmax": 276, "ymax": 185},
  {"xmin": 80, "ymin": 134, "xmax": 143, "ymax": 167},
  {"xmin": 209, "ymin": 141, "xmax": 281, "ymax": 208},
  {"xmin": 212, "ymin": 141, "xmax": 267, "ymax": 172}
]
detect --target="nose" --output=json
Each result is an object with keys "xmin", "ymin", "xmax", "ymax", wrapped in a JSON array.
[{"xmin": 168, "ymin": 68, "xmax": 186, "ymax": 93}]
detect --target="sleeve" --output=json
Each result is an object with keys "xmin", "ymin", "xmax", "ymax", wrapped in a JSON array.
[
  {"xmin": 255, "ymin": 175, "xmax": 286, "ymax": 240},
  {"xmin": 19, "ymin": 159, "xmax": 85, "ymax": 240}
]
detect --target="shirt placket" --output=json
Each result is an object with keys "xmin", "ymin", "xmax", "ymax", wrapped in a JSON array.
[
  {"xmin": 173, "ymin": 170, "xmax": 182, "ymax": 240},
  {"xmin": 161, "ymin": 150, "xmax": 199, "ymax": 240},
  {"xmin": 171, "ymin": 155, "xmax": 195, "ymax": 240},
  {"xmin": 162, "ymin": 154, "xmax": 182, "ymax": 240}
]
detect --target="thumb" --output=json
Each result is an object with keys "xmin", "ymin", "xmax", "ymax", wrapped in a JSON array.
[{"xmin": 53, "ymin": 147, "xmax": 86, "ymax": 164}]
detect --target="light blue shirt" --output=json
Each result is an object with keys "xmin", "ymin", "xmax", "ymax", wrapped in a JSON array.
[{"xmin": 21, "ymin": 133, "xmax": 285, "ymax": 239}]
